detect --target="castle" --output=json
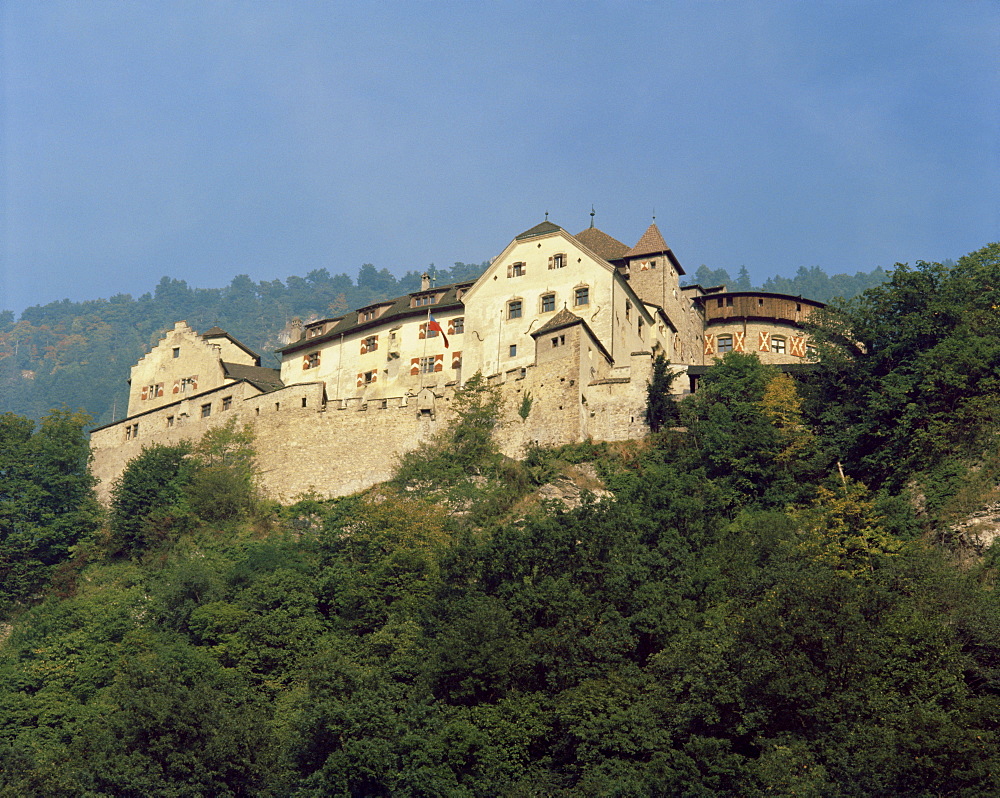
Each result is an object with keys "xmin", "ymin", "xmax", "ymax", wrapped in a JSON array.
[{"xmin": 89, "ymin": 216, "xmax": 823, "ymax": 503}]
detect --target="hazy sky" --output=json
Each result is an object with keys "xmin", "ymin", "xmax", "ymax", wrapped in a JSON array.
[{"xmin": 2, "ymin": 1, "xmax": 997, "ymax": 315}]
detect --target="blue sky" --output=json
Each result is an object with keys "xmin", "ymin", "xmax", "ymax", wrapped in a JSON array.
[{"xmin": 2, "ymin": 1, "xmax": 997, "ymax": 315}]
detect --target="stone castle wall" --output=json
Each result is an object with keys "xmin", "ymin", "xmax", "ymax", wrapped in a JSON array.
[{"xmin": 89, "ymin": 343, "xmax": 656, "ymax": 505}]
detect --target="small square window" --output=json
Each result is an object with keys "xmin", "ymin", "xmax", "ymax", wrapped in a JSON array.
[
  {"xmin": 551, "ymin": 335, "xmax": 566, "ymax": 347},
  {"xmin": 452, "ymin": 317, "xmax": 464, "ymax": 334},
  {"xmin": 201, "ymin": 403, "xmax": 212, "ymax": 418},
  {"xmin": 510, "ymin": 262, "xmax": 525, "ymax": 277},
  {"xmin": 222, "ymin": 396, "xmax": 232, "ymax": 411},
  {"xmin": 509, "ymin": 344, "xmax": 517, "ymax": 357},
  {"xmin": 166, "ymin": 416, "xmax": 174, "ymax": 428},
  {"xmin": 717, "ymin": 336, "xmax": 734, "ymax": 353},
  {"xmin": 772, "ymin": 337, "xmax": 787, "ymax": 354},
  {"xmin": 172, "ymin": 347, "xmax": 180, "ymax": 358}
]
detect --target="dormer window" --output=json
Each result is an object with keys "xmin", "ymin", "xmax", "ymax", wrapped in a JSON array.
[
  {"xmin": 359, "ymin": 308, "xmax": 377, "ymax": 323},
  {"xmin": 413, "ymin": 295, "xmax": 437, "ymax": 307},
  {"xmin": 307, "ymin": 324, "xmax": 325, "ymax": 338}
]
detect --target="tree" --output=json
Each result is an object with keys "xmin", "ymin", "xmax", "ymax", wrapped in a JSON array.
[
  {"xmin": 109, "ymin": 443, "xmax": 192, "ymax": 555},
  {"xmin": 646, "ymin": 352, "xmax": 679, "ymax": 433},
  {"xmin": 0, "ymin": 409, "xmax": 97, "ymax": 608}
]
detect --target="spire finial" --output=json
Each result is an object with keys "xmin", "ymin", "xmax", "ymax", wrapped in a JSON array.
[
  {"xmin": 652, "ymin": 207, "xmax": 656, "ymax": 223},
  {"xmin": 545, "ymin": 210, "xmax": 549, "ymax": 221},
  {"xmin": 590, "ymin": 205, "xmax": 595, "ymax": 228}
]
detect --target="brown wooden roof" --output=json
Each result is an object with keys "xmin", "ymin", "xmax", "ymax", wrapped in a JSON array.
[{"xmin": 574, "ymin": 227, "xmax": 630, "ymax": 261}]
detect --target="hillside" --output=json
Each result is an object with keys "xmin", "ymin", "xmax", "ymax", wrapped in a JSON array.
[{"xmin": 2, "ymin": 244, "xmax": 999, "ymax": 795}]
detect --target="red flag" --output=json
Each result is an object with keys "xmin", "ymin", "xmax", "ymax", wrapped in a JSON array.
[{"xmin": 428, "ymin": 315, "xmax": 449, "ymax": 348}]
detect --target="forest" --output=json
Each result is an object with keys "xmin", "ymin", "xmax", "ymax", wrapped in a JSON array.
[
  {"xmin": 0, "ymin": 260, "xmax": 889, "ymax": 428},
  {"xmin": 2, "ymin": 244, "xmax": 999, "ymax": 796}
]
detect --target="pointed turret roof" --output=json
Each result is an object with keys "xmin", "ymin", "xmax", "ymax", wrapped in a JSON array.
[
  {"xmin": 626, "ymin": 222, "xmax": 670, "ymax": 258},
  {"xmin": 516, "ymin": 220, "xmax": 562, "ymax": 240},
  {"xmin": 574, "ymin": 227, "xmax": 629, "ymax": 262},
  {"xmin": 625, "ymin": 222, "xmax": 685, "ymax": 275}
]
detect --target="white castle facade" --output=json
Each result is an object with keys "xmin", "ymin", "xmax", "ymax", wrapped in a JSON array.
[{"xmin": 89, "ymin": 217, "xmax": 823, "ymax": 503}]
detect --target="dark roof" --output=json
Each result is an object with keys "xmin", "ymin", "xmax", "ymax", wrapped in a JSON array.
[
  {"xmin": 221, "ymin": 362, "xmax": 284, "ymax": 392},
  {"xmin": 574, "ymin": 227, "xmax": 630, "ymax": 261},
  {"xmin": 278, "ymin": 280, "xmax": 475, "ymax": 356},
  {"xmin": 201, "ymin": 327, "xmax": 261, "ymax": 362},
  {"xmin": 531, "ymin": 308, "xmax": 583, "ymax": 337},
  {"xmin": 692, "ymin": 290, "xmax": 825, "ymax": 308},
  {"xmin": 516, "ymin": 220, "xmax": 562, "ymax": 240},
  {"xmin": 530, "ymin": 308, "xmax": 613, "ymax": 363}
]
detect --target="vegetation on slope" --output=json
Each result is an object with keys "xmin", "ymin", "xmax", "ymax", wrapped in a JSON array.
[{"xmin": 2, "ymin": 245, "xmax": 1000, "ymax": 795}]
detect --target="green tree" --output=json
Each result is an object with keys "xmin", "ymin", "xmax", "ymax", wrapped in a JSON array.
[
  {"xmin": 109, "ymin": 443, "xmax": 192, "ymax": 555},
  {"xmin": 186, "ymin": 418, "xmax": 259, "ymax": 522},
  {"xmin": 646, "ymin": 352, "xmax": 679, "ymax": 432},
  {"xmin": 0, "ymin": 409, "xmax": 97, "ymax": 609}
]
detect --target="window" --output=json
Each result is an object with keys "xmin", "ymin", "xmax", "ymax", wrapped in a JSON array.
[
  {"xmin": 166, "ymin": 416, "xmax": 174, "ymax": 428},
  {"xmin": 625, "ymin": 300, "xmax": 631, "ymax": 320},
  {"xmin": 549, "ymin": 253, "xmax": 566, "ymax": 269},
  {"xmin": 758, "ymin": 298, "xmax": 765, "ymax": 307},
  {"xmin": 726, "ymin": 297, "xmax": 734, "ymax": 307},
  {"xmin": 419, "ymin": 356, "xmax": 436, "ymax": 374},
  {"xmin": 364, "ymin": 370, "xmax": 377, "ymax": 384},
  {"xmin": 509, "ymin": 262, "xmax": 525, "ymax": 277},
  {"xmin": 509, "ymin": 345, "xmax": 517, "ymax": 357},
  {"xmin": 648, "ymin": 259, "xmax": 656, "ymax": 269},
  {"xmin": 717, "ymin": 298, "xmax": 724, "ymax": 308},
  {"xmin": 541, "ymin": 293, "xmax": 555, "ymax": 313},
  {"xmin": 452, "ymin": 317, "xmax": 464, "ymax": 334},
  {"xmin": 304, "ymin": 351, "xmax": 320, "ymax": 369},
  {"xmin": 201, "ymin": 403, "xmax": 212, "ymax": 418},
  {"xmin": 772, "ymin": 336, "xmax": 787, "ymax": 354},
  {"xmin": 222, "ymin": 396, "xmax": 232, "ymax": 411},
  {"xmin": 717, "ymin": 335, "xmax": 734, "ymax": 353},
  {"xmin": 637, "ymin": 317, "xmax": 644, "ymax": 338},
  {"xmin": 551, "ymin": 335, "xmax": 566, "ymax": 347},
  {"xmin": 363, "ymin": 335, "xmax": 378, "ymax": 352},
  {"xmin": 172, "ymin": 347, "xmax": 180, "ymax": 358},
  {"xmin": 307, "ymin": 324, "xmax": 325, "ymax": 338},
  {"xmin": 359, "ymin": 309, "xmax": 377, "ymax": 322},
  {"xmin": 180, "ymin": 377, "xmax": 197, "ymax": 393},
  {"xmin": 125, "ymin": 423, "xmax": 139, "ymax": 441},
  {"xmin": 508, "ymin": 300, "xmax": 522, "ymax": 319},
  {"xmin": 413, "ymin": 295, "xmax": 436, "ymax": 307},
  {"xmin": 302, "ymin": 397, "xmax": 308, "ymax": 408},
  {"xmin": 574, "ymin": 287, "xmax": 589, "ymax": 307}
]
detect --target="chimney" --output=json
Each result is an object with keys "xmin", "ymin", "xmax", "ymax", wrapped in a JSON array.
[{"xmin": 421, "ymin": 272, "xmax": 431, "ymax": 291}]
